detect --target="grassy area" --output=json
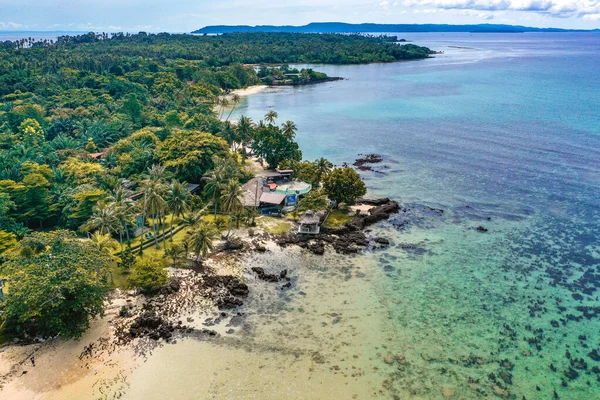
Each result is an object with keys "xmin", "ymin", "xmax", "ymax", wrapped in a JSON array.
[
  {"xmin": 259, "ymin": 216, "xmax": 292, "ymax": 234},
  {"xmin": 323, "ymin": 209, "xmax": 352, "ymax": 229}
]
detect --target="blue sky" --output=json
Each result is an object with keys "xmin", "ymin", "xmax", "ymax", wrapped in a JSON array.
[{"xmin": 0, "ymin": 0, "xmax": 598, "ymax": 32}]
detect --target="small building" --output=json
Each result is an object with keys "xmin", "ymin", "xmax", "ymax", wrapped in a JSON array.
[
  {"xmin": 259, "ymin": 192, "xmax": 287, "ymax": 211},
  {"xmin": 298, "ymin": 210, "xmax": 321, "ymax": 235},
  {"xmin": 186, "ymin": 183, "xmax": 201, "ymax": 195}
]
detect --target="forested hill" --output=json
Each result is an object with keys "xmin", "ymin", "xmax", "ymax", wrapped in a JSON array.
[
  {"xmin": 0, "ymin": 32, "xmax": 432, "ymax": 65},
  {"xmin": 0, "ymin": 32, "xmax": 431, "ymax": 235},
  {"xmin": 194, "ymin": 22, "xmax": 597, "ymax": 34}
]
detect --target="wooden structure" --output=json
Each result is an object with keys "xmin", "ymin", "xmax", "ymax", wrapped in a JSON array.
[{"xmin": 298, "ymin": 210, "xmax": 321, "ymax": 235}]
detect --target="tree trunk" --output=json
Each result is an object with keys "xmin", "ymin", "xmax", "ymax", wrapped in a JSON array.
[
  {"xmin": 170, "ymin": 212, "xmax": 175, "ymax": 242},
  {"xmin": 227, "ymin": 214, "xmax": 233, "ymax": 238},
  {"xmin": 139, "ymin": 194, "xmax": 147, "ymax": 256},
  {"xmin": 153, "ymin": 213, "xmax": 160, "ymax": 249},
  {"xmin": 161, "ymin": 213, "xmax": 167, "ymax": 250},
  {"xmin": 119, "ymin": 231, "xmax": 124, "ymax": 253},
  {"xmin": 214, "ymin": 194, "xmax": 218, "ymax": 219}
]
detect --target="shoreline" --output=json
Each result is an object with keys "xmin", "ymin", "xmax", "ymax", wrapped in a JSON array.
[
  {"xmin": 0, "ymin": 195, "xmax": 404, "ymax": 399},
  {"xmin": 229, "ymin": 84, "xmax": 271, "ymax": 98}
]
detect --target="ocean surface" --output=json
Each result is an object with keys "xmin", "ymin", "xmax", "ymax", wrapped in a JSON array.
[{"xmin": 106, "ymin": 33, "xmax": 600, "ymax": 399}]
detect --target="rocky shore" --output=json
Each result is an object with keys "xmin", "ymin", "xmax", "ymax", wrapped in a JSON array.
[{"xmin": 275, "ymin": 198, "xmax": 400, "ymax": 255}]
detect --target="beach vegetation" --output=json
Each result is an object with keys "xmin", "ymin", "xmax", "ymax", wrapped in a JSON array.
[
  {"xmin": 0, "ymin": 231, "xmax": 112, "ymax": 338},
  {"xmin": 323, "ymin": 167, "xmax": 367, "ymax": 206},
  {"xmin": 127, "ymin": 258, "xmax": 169, "ymax": 294}
]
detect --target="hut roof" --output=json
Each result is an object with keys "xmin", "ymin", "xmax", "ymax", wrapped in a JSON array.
[
  {"xmin": 186, "ymin": 183, "xmax": 200, "ymax": 194},
  {"xmin": 259, "ymin": 192, "xmax": 286, "ymax": 205},
  {"xmin": 298, "ymin": 211, "xmax": 321, "ymax": 225}
]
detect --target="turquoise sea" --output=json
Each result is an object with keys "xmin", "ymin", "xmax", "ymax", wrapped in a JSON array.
[{"xmin": 221, "ymin": 33, "xmax": 600, "ymax": 399}]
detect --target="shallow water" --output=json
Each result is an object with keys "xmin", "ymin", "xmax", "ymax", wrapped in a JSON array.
[{"xmin": 124, "ymin": 33, "xmax": 600, "ymax": 399}]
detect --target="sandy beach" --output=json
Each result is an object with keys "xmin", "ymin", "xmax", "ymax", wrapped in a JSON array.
[{"xmin": 229, "ymin": 85, "xmax": 270, "ymax": 97}]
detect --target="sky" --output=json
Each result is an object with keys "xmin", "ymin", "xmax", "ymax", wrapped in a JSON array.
[{"xmin": 0, "ymin": 0, "xmax": 598, "ymax": 32}]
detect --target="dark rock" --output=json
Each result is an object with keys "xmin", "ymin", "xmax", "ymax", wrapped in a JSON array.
[
  {"xmin": 374, "ymin": 237, "xmax": 390, "ymax": 245},
  {"xmin": 308, "ymin": 241, "xmax": 325, "ymax": 255},
  {"xmin": 588, "ymin": 349, "xmax": 600, "ymax": 362},
  {"xmin": 217, "ymin": 296, "xmax": 243, "ymax": 309},
  {"xmin": 353, "ymin": 154, "xmax": 383, "ymax": 168},
  {"xmin": 499, "ymin": 370, "xmax": 513, "ymax": 385},
  {"xmin": 159, "ymin": 277, "xmax": 181, "ymax": 295},
  {"xmin": 251, "ymin": 267, "xmax": 280, "ymax": 282},
  {"xmin": 224, "ymin": 237, "xmax": 244, "ymax": 250},
  {"xmin": 564, "ymin": 367, "xmax": 579, "ymax": 380}
]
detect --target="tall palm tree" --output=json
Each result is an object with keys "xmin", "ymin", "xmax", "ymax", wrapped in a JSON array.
[
  {"xmin": 217, "ymin": 96, "xmax": 231, "ymax": 119},
  {"xmin": 236, "ymin": 116, "xmax": 254, "ymax": 163},
  {"xmin": 108, "ymin": 186, "xmax": 135, "ymax": 247},
  {"xmin": 143, "ymin": 179, "xmax": 167, "ymax": 250},
  {"xmin": 166, "ymin": 180, "xmax": 190, "ymax": 242},
  {"xmin": 315, "ymin": 157, "xmax": 333, "ymax": 185},
  {"xmin": 220, "ymin": 179, "xmax": 244, "ymax": 238},
  {"xmin": 186, "ymin": 222, "xmax": 217, "ymax": 265},
  {"xmin": 281, "ymin": 120, "xmax": 297, "ymax": 140},
  {"xmin": 203, "ymin": 169, "xmax": 224, "ymax": 219},
  {"xmin": 219, "ymin": 121, "xmax": 238, "ymax": 151},
  {"xmin": 83, "ymin": 203, "xmax": 119, "ymax": 238},
  {"xmin": 140, "ymin": 165, "xmax": 169, "ymax": 251},
  {"xmin": 225, "ymin": 93, "xmax": 241, "ymax": 121},
  {"xmin": 265, "ymin": 110, "xmax": 278, "ymax": 125}
]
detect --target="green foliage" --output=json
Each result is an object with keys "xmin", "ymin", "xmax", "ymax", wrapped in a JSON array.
[
  {"xmin": 127, "ymin": 258, "xmax": 168, "ymax": 293},
  {"xmin": 252, "ymin": 124, "xmax": 302, "ymax": 169},
  {"xmin": 323, "ymin": 167, "xmax": 367, "ymax": 206},
  {"xmin": 117, "ymin": 249, "xmax": 136, "ymax": 271},
  {"xmin": 157, "ymin": 130, "xmax": 229, "ymax": 182},
  {"xmin": 0, "ymin": 231, "xmax": 111, "ymax": 338},
  {"xmin": 0, "ymin": 230, "xmax": 17, "ymax": 254},
  {"xmin": 298, "ymin": 190, "xmax": 329, "ymax": 212}
]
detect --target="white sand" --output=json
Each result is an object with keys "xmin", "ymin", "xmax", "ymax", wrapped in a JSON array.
[{"xmin": 229, "ymin": 85, "xmax": 270, "ymax": 97}]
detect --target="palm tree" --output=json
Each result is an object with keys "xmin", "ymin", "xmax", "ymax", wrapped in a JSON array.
[
  {"xmin": 220, "ymin": 179, "xmax": 244, "ymax": 238},
  {"xmin": 144, "ymin": 164, "xmax": 169, "ymax": 183},
  {"xmin": 219, "ymin": 121, "xmax": 238, "ymax": 151},
  {"xmin": 89, "ymin": 232, "xmax": 119, "ymax": 261},
  {"xmin": 166, "ymin": 180, "xmax": 190, "ymax": 242},
  {"xmin": 186, "ymin": 222, "xmax": 217, "ymax": 265},
  {"xmin": 140, "ymin": 165, "xmax": 169, "ymax": 251},
  {"xmin": 225, "ymin": 93, "xmax": 241, "ymax": 121},
  {"xmin": 265, "ymin": 110, "xmax": 278, "ymax": 125},
  {"xmin": 164, "ymin": 243, "xmax": 188, "ymax": 268},
  {"xmin": 143, "ymin": 179, "xmax": 168, "ymax": 249},
  {"xmin": 315, "ymin": 157, "xmax": 333, "ymax": 185},
  {"xmin": 83, "ymin": 203, "xmax": 119, "ymax": 237},
  {"xmin": 203, "ymin": 169, "xmax": 224, "ymax": 219},
  {"xmin": 108, "ymin": 186, "xmax": 135, "ymax": 248},
  {"xmin": 217, "ymin": 96, "xmax": 231, "ymax": 119},
  {"xmin": 242, "ymin": 207, "xmax": 259, "ymax": 227},
  {"xmin": 181, "ymin": 209, "xmax": 206, "ymax": 228},
  {"xmin": 236, "ymin": 115, "xmax": 254, "ymax": 163},
  {"xmin": 281, "ymin": 120, "xmax": 297, "ymax": 140}
]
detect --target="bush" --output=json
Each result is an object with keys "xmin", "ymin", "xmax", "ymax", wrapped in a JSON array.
[{"xmin": 127, "ymin": 258, "xmax": 168, "ymax": 294}]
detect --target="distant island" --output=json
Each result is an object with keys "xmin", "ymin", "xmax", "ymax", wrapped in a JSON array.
[{"xmin": 194, "ymin": 22, "xmax": 599, "ymax": 34}]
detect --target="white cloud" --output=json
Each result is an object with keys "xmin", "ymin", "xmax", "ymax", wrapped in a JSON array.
[
  {"xmin": 0, "ymin": 21, "xmax": 24, "ymax": 30},
  {"xmin": 404, "ymin": 0, "xmax": 600, "ymax": 18}
]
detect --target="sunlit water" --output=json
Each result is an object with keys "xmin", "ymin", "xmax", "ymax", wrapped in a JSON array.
[{"xmin": 125, "ymin": 33, "xmax": 600, "ymax": 399}]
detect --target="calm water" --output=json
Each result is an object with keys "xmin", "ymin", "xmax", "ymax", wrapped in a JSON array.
[
  {"xmin": 59, "ymin": 33, "xmax": 598, "ymax": 400},
  {"xmin": 226, "ymin": 33, "xmax": 600, "ymax": 399}
]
